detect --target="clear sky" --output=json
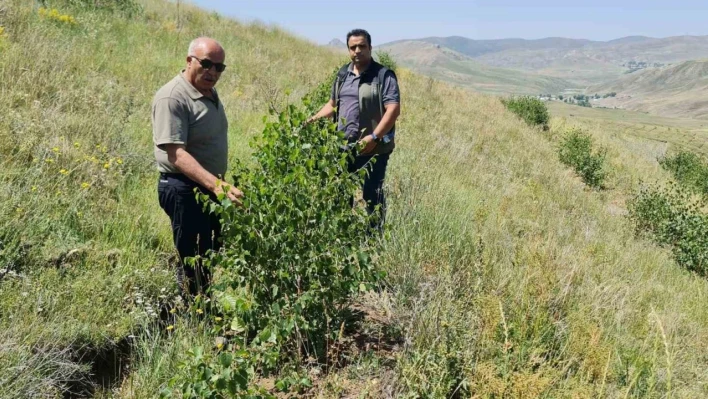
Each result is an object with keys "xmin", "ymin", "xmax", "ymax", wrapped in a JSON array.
[{"xmin": 189, "ymin": 0, "xmax": 708, "ymax": 46}]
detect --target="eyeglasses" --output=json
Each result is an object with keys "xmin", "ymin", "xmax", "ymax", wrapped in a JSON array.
[{"xmin": 190, "ymin": 56, "xmax": 226, "ymax": 72}]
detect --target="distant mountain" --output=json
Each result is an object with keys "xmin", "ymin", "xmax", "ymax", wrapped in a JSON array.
[
  {"xmin": 326, "ymin": 38, "xmax": 346, "ymax": 48},
  {"xmin": 589, "ymin": 59, "xmax": 708, "ymax": 119},
  {"xmin": 385, "ymin": 36, "xmax": 597, "ymax": 58},
  {"xmin": 378, "ymin": 41, "xmax": 578, "ymax": 95},
  {"xmin": 382, "ymin": 35, "xmax": 708, "ymax": 86}
]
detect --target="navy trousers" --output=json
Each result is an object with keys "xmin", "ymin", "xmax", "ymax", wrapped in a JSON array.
[
  {"xmin": 348, "ymin": 152, "xmax": 391, "ymax": 232},
  {"xmin": 157, "ymin": 173, "xmax": 221, "ymax": 297}
]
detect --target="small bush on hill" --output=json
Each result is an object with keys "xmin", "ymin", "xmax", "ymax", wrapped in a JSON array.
[
  {"xmin": 628, "ymin": 183, "xmax": 708, "ymax": 277},
  {"xmin": 659, "ymin": 151, "xmax": 708, "ymax": 195},
  {"xmin": 558, "ymin": 128, "xmax": 607, "ymax": 189},
  {"xmin": 375, "ymin": 50, "xmax": 397, "ymax": 71},
  {"xmin": 501, "ymin": 96, "xmax": 549, "ymax": 129}
]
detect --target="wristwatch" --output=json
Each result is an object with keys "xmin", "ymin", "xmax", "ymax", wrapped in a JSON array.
[{"xmin": 370, "ymin": 133, "xmax": 378, "ymax": 141}]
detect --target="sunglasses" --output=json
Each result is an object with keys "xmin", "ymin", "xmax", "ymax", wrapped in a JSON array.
[{"xmin": 191, "ymin": 56, "xmax": 226, "ymax": 72}]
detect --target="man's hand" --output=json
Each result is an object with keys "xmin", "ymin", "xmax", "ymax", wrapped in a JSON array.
[
  {"xmin": 214, "ymin": 181, "xmax": 244, "ymax": 206},
  {"xmin": 358, "ymin": 134, "xmax": 378, "ymax": 155}
]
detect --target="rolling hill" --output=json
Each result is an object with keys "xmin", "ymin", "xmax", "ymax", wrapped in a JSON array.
[
  {"xmin": 378, "ymin": 40, "xmax": 578, "ymax": 95},
  {"xmin": 589, "ymin": 59, "xmax": 708, "ymax": 119},
  {"xmin": 380, "ymin": 34, "xmax": 708, "ymax": 117}
]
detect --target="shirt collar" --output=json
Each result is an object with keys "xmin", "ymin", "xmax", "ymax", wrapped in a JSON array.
[
  {"xmin": 178, "ymin": 71, "xmax": 207, "ymax": 100},
  {"xmin": 347, "ymin": 61, "xmax": 373, "ymax": 76}
]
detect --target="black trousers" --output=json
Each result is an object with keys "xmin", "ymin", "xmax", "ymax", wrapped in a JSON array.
[
  {"xmin": 157, "ymin": 173, "xmax": 221, "ymax": 297},
  {"xmin": 348, "ymin": 152, "xmax": 391, "ymax": 232}
]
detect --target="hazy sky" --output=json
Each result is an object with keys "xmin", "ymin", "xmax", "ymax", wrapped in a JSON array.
[{"xmin": 189, "ymin": 0, "xmax": 707, "ymax": 45}]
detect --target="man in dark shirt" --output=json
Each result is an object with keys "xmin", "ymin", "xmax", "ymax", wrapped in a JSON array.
[{"xmin": 308, "ymin": 29, "xmax": 401, "ymax": 232}]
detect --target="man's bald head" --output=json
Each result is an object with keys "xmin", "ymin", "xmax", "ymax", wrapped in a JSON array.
[
  {"xmin": 188, "ymin": 37, "xmax": 224, "ymax": 59},
  {"xmin": 184, "ymin": 37, "xmax": 226, "ymax": 95}
]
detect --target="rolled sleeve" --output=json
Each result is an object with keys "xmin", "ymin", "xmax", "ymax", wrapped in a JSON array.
[
  {"xmin": 382, "ymin": 70, "xmax": 400, "ymax": 105},
  {"xmin": 152, "ymin": 97, "xmax": 189, "ymax": 148}
]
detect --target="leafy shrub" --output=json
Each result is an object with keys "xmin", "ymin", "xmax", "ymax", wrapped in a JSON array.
[
  {"xmin": 501, "ymin": 96, "xmax": 549, "ymax": 129},
  {"xmin": 165, "ymin": 73, "xmax": 381, "ymax": 396},
  {"xmin": 557, "ymin": 128, "xmax": 607, "ymax": 189},
  {"xmin": 659, "ymin": 151, "xmax": 708, "ymax": 195},
  {"xmin": 628, "ymin": 184, "xmax": 708, "ymax": 277},
  {"xmin": 162, "ymin": 346, "xmax": 272, "ymax": 399},
  {"xmin": 375, "ymin": 50, "xmax": 397, "ymax": 71}
]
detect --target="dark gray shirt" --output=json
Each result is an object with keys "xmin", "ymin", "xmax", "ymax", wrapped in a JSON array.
[{"xmin": 331, "ymin": 64, "xmax": 400, "ymax": 141}]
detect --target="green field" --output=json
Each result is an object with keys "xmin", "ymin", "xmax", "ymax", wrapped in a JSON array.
[{"xmin": 2, "ymin": 1, "xmax": 708, "ymax": 398}]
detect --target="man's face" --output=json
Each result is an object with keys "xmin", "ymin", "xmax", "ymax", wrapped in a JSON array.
[
  {"xmin": 186, "ymin": 45, "xmax": 225, "ymax": 92},
  {"xmin": 348, "ymin": 35, "xmax": 371, "ymax": 65}
]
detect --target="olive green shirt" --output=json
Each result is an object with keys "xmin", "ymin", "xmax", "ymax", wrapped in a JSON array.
[{"xmin": 152, "ymin": 73, "xmax": 228, "ymax": 177}]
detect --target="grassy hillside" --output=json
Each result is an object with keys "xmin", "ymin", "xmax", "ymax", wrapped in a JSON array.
[
  {"xmin": 379, "ymin": 41, "xmax": 578, "ymax": 95},
  {"xmin": 2, "ymin": 1, "xmax": 708, "ymax": 398},
  {"xmin": 549, "ymin": 101, "xmax": 708, "ymax": 155},
  {"xmin": 589, "ymin": 60, "xmax": 708, "ymax": 119}
]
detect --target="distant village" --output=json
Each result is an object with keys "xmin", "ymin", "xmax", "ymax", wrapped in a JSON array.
[
  {"xmin": 537, "ymin": 92, "xmax": 618, "ymax": 107},
  {"xmin": 622, "ymin": 60, "xmax": 666, "ymax": 72}
]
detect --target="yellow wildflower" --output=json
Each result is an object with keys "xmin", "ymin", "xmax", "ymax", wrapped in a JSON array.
[
  {"xmin": 216, "ymin": 342, "xmax": 224, "ymax": 350},
  {"xmin": 56, "ymin": 190, "xmax": 62, "ymax": 195},
  {"xmin": 214, "ymin": 316, "xmax": 222, "ymax": 322},
  {"xmin": 103, "ymin": 162, "xmax": 110, "ymax": 169},
  {"xmin": 45, "ymin": 158, "xmax": 54, "ymax": 163},
  {"xmin": 196, "ymin": 309, "xmax": 203, "ymax": 315},
  {"xmin": 52, "ymin": 147, "xmax": 60, "ymax": 153},
  {"xmin": 74, "ymin": 142, "xmax": 80, "ymax": 148},
  {"xmin": 81, "ymin": 182, "xmax": 90, "ymax": 189},
  {"xmin": 169, "ymin": 308, "xmax": 177, "ymax": 314},
  {"xmin": 31, "ymin": 186, "xmax": 37, "ymax": 192},
  {"xmin": 116, "ymin": 158, "xmax": 123, "ymax": 165},
  {"xmin": 59, "ymin": 169, "xmax": 68, "ymax": 175},
  {"xmin": 166, "ymin": 325, "xmax": 174, "ymax": 331},
  {"xmin": 16, "ymin": 207, "xmax": 23, "ymax": 213}
]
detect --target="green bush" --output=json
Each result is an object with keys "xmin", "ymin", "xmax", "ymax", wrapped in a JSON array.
[
  {"xmin": 628, "ymin": 184, "xmax": 708, "ymax": 277},
  {"xmin": 164, "ymin": 73, "xmax": 381, "ymax": 396},
  {"xmin": 557, "ymin": 128, "xmax": 607, "ymax": 189},
  {"xmin": 501, "ymin": 96, "xmax": 549, "ymax": 129},
  {"xmin": 375, "ymin": 50, "xmax": 397, "ymax": 71},
  {"xmin": 659, "ymin": 151, "xmax": 708, "ymax": 195}
]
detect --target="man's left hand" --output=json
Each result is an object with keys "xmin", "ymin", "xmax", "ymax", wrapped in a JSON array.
[{"xmin": 358, "ymin": 134, "xmax": 377, "ymax": 155}]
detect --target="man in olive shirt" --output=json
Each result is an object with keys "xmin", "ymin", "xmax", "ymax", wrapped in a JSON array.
[{"xmin": 152, "ymin": 37, "xmax": 242, "ymax": 297}]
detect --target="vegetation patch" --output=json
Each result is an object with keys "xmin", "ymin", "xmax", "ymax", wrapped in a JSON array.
[
  {"xmin": 628, "ymin": 183, "xmax": 708, "ymax": 277},
  {"xmin": 557, "ymin": 128, "xmax": 607, "ymax": 189},
  {"xmin": 161, "ymin": 79, "xmax": 382, "ymax": 397},
  {"xmin": 501, "ymin": 96, "xmax": 549, "ymax": 129},
  {"xmin": 659, "ymin": 150, "xmax": 708, "ymax": 196}
]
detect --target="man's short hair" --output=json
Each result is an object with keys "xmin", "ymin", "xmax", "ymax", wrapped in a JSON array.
[
  {"xmin": 187, "ymin": 37, "xmax": 223, "ymax": 57},
  {"xmin": 346, "ymin": 29, "xmax": 372, "ymax": 47}
]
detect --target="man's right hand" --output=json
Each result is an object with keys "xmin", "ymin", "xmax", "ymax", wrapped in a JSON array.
[{"xmin": 214, "ymin": 181, "xmax": 244, "ymax": 206}]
